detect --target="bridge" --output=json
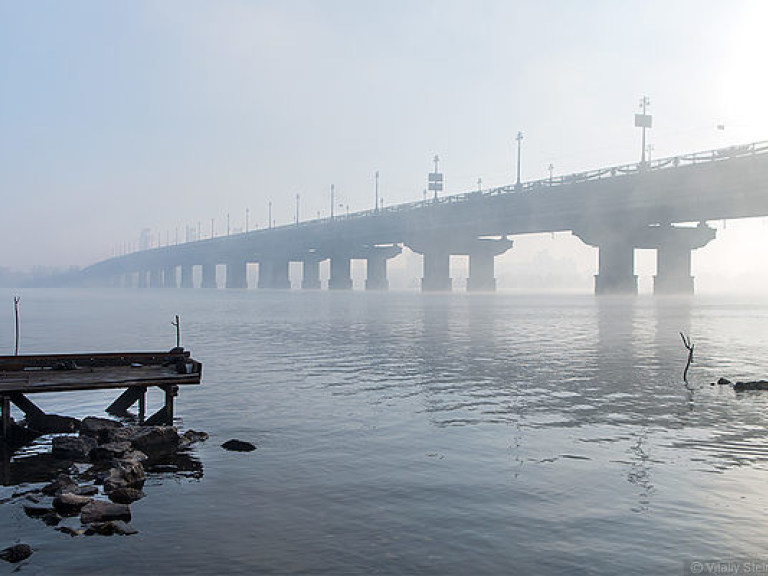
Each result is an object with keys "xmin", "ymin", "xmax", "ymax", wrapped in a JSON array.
[{"xmin": 83, "ymin": 140, "xmax": 768, "ymax": 295}]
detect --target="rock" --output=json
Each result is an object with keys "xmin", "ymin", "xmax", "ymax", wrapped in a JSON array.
[
  {"xmin": 90, "ymin": 441, "xmax": 133, "ymax": 461},
  {"xmin": 734, "ymin": 380, "xmax": 768, "ymax": 391},
  {"xmin": 84, "ymin": 520, "xmax": 138, "ymax": 536},
  {"xmin": 55, "ymin": 526, "xmax": 84, "ymax": 537},
  {"xmin": 126, "ymin": 426, "xmax": 179, "ymax": 455},
  {"xmin": 23, "ymin": 504, "xmax": 56, "ymax": 518},
  {"xmin": 80, "ymin": 417, "xmax": 123, "ymax": 439},
  {"xmin": 0, "ymin": 544, "xmax": 32, "ymax": 563},
  {"xmin": 28, "ymin": 414, "xmax": 80, "ymax": 434},
  {"xmin": 108, "ymin": 487, "xmax": 145, "ymax": 504},
  {"xmin": 52, "ymin": 435, "xmax": 97, "ymax": 460},
  {"xmin": 41, "ymin": 474, "xmax": 78, "ymax": 496},
  {"xmin": 178, "ymin": 429, "xmax": 209, "ymax": 450},
  {"xmin": 221, "ymin": 439, "xmax": 256, "ymax": 452},
  {"xmin": 80, "ymin": 500, "xmax": 131, "ymax": 524},
  {"xmin": 73, "ymin": 485, "xmax": 99, "ymax": 497},
  {"xmin": 106, "ymin": 459, "xmax": 145, "ymax": 490},
  {"xmin": 717, "ymin": 377, "xmax": 732, "ymax": 385},
  {"xmin": 53, "ymin": 493, "xmax": 93, "ymax": 516},
  {"xmin": 41, "ymin": 512, "xmax": 62, "ymax": 526}
]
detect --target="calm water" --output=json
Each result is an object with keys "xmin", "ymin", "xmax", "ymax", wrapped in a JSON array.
[{"xmin": 3, "ymin": 289, "xmax": 768, "ymax": 575}]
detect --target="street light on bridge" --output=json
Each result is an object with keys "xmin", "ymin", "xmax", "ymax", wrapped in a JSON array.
[
  {"xmin": 635, "ymin": 96, "xmax": 652, "ymax": 164},
  {"xmin": 515, "ymin": 131, "xmax": 524, "ymax": 188}
]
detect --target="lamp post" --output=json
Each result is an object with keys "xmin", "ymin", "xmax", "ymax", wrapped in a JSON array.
[
  {"xmin": 268, "ymin": 201, "xmax": 272, "ymax": 229},
  {"xmin": 375, "ymin": 171, "xmax": 380, "ymax": 212},
  {"xmin": 210, "ymin": 218, "xmax": 214, "ymax": 239},
  {"xmin": 227, "ymin": 213, "xmax": 230, "ymax": 236},
  {"xmin": 635, "ymin": 96, "xmax": 652, "ymax": 164},
  {"xmin": 246, "ymin": 208, "xmax": 250, "ymax": 233},
  {"xmin": 295, "ymin": 194, "xmax": 300, "ymax": 225},
  {"xmin": 330, "ymin": 184, "xmax": 335, "ymax": 220},
  {"xmin": 515, "ymin": 131, "xmax": 524, "ymax": 187},
  {"xmin": 548, "ymin": 163, "xmax": 554, "ymax": 185}
]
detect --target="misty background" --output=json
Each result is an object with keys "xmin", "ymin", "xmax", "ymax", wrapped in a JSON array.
[{"xmin": 2, "ymin": 0, "xmax": 768, "ymax": 293}]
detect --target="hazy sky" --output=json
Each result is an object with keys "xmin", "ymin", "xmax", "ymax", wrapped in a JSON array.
[{"xmin": 2, "ymin": 0, "xmax": 768, "ymax": 289}]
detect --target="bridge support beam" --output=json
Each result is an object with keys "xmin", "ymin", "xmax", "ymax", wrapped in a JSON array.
[
  {"xmin": 364, "ymin": 245, "xmax": 401, "ymax": 291},
  {"xmin": 258, "ymin": 260, "xmax": 291, "ymax": 289},
  {"xmin": 466, "ymin": 238, "xmax": 514, "ymax": 292},
  {"xmin": 201, "ymin": 263, "xmax": 217, "ymax": 289},
  {"xmin": 420, "ymin": 251, "xmax": 452, "ymax": 292},
  {"xmin": 226, "ymin": 260, "xmax": 248, "ymax": 289},
  {"xmin": 138, "ymin": 270, "xmax": 148, "ymax": 289},
  {"xmin": 149, "ymin": 269, "xmax": 163, "ymax": 289},
  {"xmin": 329, "ymin": 256, "xmax": 353, "ymax": 290},
  {"xmin": 163, "ymin": 266, "xmax": 177, "ymax": 288},
  {"xmin": 596, "ymin": 242, "xmax": 637, "ymax": 295},
  {"xmin": 653, "ymin": 223, "xmax": 716, "ymax": 295},
  {"xmin": 180, "ymin": 265, "xmax": 194, "ymax": 289},
  {"xmin": 301, "ymin": 257, "xmax": 322, "ymax": 290}
]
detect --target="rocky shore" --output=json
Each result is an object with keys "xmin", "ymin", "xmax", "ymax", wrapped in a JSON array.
[{"xmin": 2, "ymin": 416, "xmax": 208, "ymax": 560}]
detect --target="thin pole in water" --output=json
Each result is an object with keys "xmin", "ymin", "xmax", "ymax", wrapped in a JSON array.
[
  {"xmin": 172, "ymin": 315, "xmax": 181, "ymax": 349},
  {"xmin": 13, "ymin": 296, "xmax": 20, "ymax": 356}
]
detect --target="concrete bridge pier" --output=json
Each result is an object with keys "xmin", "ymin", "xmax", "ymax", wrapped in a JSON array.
[
  {"xmin": 258, "ymin": 260, "xmax": 291, "ymax": 289},
  {"xmin": 226, "ymin": 260, "xmax": 248, "ymax": 289},
  {"xmin": 365, "ymin": 245, "xmax": 402, "ymax": 291},
  {"xmin": 138, "ymin": 270, "xmax": 148, "ymax": 289},
  {"xmin": 329, "ymin": 256, "xmax": 353, "ymax": 290},
  {"xmin": 180, "ymin": 265, "xmax": 194, "ymax": 289},
  {"xmin": 466, "ymin": 238, "xmax": 514, "ymax": 292},
  {"xmin": 149, "ymin": 269, "xmax": 163, "ymax": 289},
  {"xmin": 124, "ymin": 273, "xmax": 134, "ymax": 288},
  {"xmin": 653, "ymin": 223, "xmax": 716, "ymax": 295},
  {"xmin": 573, "ymin": 230, "xmax": 637, "ymax": 295},
  {"xmin": 420, "ymin": 251, "xmax": 452, "ymax": 292},
  {"xmin": 163, "ymin": 266, "xmax": 177, "ymax": 288},
  {"xmin": 301, "ymin": 257, "xmax": 322, "ymax": 290},
  {"xmin": 201, "ymin": 263, "xmax": 217, "ymax": 289}
]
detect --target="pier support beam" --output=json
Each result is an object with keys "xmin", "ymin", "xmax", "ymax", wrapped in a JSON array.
[
  {"xmin": 421, "ymin": 251, "xmax": 452, "ymax": 292},
  {"xmin": 653, "ymin": 223, "xmax": 716, "ymax": 295},
  {"xmin": 595, "ymin": 242, "xmax": 637, "ymax": 295},
  {"xmin": 329, "ymin": 256, "xmax": 353, "ymax": 290},
  {"xmin": 149, "ymin": 269, "xmax": 163, "ymax": 289},
  {"xmin": 201, "ymin": 263, "xmax": 217, "ymax": 289},
  {"xmin": 466, "ymin": 238, "xmax": 514, "ymax": 292},
  {"xmin": 258, "ymin": 260, "xmax": 291, "ymax": 289},
  {"xmin": 180, "ymin": 265, "xmax": 194, "ymax": 289},
  {"xmin": 302, "ymin": 257, "xmax": 322, "ymax": 290},
  {"xmin": 226, "ymin": 260, "xmax": 248, "ymax": 289},
  {"xmin": 163, "ymin": 266, "xmax": 177, "ymax": 289},
  {"xmin": 365, "ymin": 245, "xmax": 401, "ymax": 291}
]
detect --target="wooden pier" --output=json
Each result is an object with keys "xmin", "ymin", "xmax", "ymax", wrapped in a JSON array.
[{"xmin": 0, "ymin": 349, "xmax": 202, "ymax": 440}]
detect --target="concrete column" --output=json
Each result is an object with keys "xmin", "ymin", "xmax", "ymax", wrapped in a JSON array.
[
  {"xmin": 595, "ymin": 242, "xmax": 637, "ymax": 295},
  {"xmin": 421, "ymin": 251, "xmax": 452, "ymax": 292},
  {"xmin": 653, "ymin": 223, "xmax": 716, "ymax": 295},
  {"xmin": 302, "ymin": 258, "xmax": 322, "ymax": 290},
  {"xmin": 201, "ymin": 263, "xmax": 217, "ymax": 289},
  {"xmin": 226, "ymin": 260, "xmax": 248, "ymax": 289},
  {"xmin": 180, "ymin": 265, "xmax": 194, "ymax": 289},
  {"xmin": 364, "ymin": 245, "xmax": 401, "ymax": 291},
  {"xmin": 149, "ymin": 269, "xmax": 163, "ymax": 289},
  {"xmin": 258, "ymin": 260, "xmax": 291, "ymax": 289},
  {"xmin": 163, "ymin": 266, "xmax": 177, "ymax": 288},
  {"xmin": 138, "ymin": 270, "xmax": 148, "ymax": 289},
  {"xmin": 466, "ymin": 238, "xmax": 514, "ymax": 292},
  {"xmin": 329, "ymin": 256, "xmax": 353, "ymax": 290},
  {"xmin": 124, "ymin": 273, "xmax": 134, "ymax": 288}
]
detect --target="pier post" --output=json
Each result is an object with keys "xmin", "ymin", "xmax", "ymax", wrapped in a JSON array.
[
  {"xmin": 364, "ymin": 245, "xmax": 401, "ymax": 291},
  {"xmin": 653, "ymin": 223, "xmax": 716, "ymax": 295},
  {"xmin": 302, "ymin": 257, "xmax": 322, "ymax": 290},
  {"xmin": 1, "ymin": 396, "xmax": 9, "ymax": 440},
  {"xmin": 149, "ymin": 269, "xmax": 163, "ymax": 289},
  {"xmin": 421, "ymin": 251, "xmax": 452, "ymax": 292},
  {"xmin": 226, "ymin": 260, "xmax": 248, "ymax": 289},
  {"xmin": 328, "ymin": 256, "xmax": 353, "ymax": 290},
  {"xmin": 163, "ymin": 265, "xmax": 177, "ymax": 288},
  {"xmin": 258, "ymin": 260, "xmax": 291, "ymax": 289},
  {"xmin": 180, "ymin": 264, "xmax": 194, "ymax": 289},
  {"xmin": 201, "ymin": 263, "xmax": 217, "ymax": 289},
  {"xmin": 466, "ymin": 238, "xmax": 514, "ymax": 292}
]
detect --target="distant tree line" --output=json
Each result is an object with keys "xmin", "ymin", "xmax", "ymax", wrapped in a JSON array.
[{"xmin": 0, "ymin": 266, "xmax": 82, "ymax": 288}]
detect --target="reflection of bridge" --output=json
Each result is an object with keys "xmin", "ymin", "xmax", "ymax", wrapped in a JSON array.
[{"xmin": 84, "ymin": 141, "xmax": 768, "ymax": 294}]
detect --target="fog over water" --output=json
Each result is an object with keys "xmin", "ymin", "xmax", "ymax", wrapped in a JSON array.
[{"xmin": 3, "ymin": 1, "xmax": 768, "ymax": 292}]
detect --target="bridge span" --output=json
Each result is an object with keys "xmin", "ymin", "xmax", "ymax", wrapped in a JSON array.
[{"xmin": 83, "ymin": 140, "xmax": 768, "ymax": 295}]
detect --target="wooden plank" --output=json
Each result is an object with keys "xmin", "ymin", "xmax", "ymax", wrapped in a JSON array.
[
  {"xmin": 1, "ymin": 396, "xmax": 9, "ymax": 440},
  {"xmin": 0, "ymin": 350, "xmax": 192, "ymax": 370},
  {"xmin": 8, "ymin": 393, "xmax": 46, "ymax": 420},
  {"xmin": 106, "ymin": 386, "xmax": 147, "ymax": 413}
]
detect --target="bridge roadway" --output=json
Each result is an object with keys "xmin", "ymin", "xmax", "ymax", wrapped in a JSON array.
[{"xmin": 84, "ymin": 140, "xmax": 768, "ymax": 294}]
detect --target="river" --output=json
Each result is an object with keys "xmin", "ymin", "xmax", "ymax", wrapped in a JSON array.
[{"xmin": 2, "ymin": 289, "xmax": 768, "ymax": 575}]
